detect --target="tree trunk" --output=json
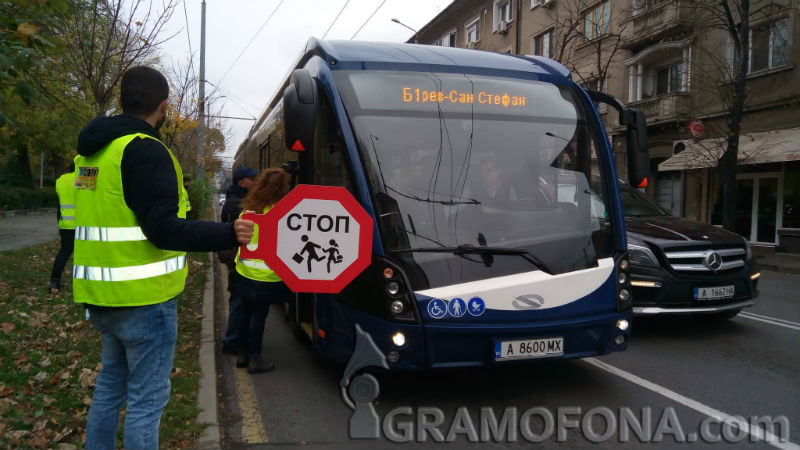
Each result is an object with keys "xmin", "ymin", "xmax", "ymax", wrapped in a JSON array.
[
  {"xmin": 13, "ymin": 136, "xmax": 36, "ymax": 190},
  {"xmin": 720, "ymin": 1, "xmax": 749, "ymax": 232}
]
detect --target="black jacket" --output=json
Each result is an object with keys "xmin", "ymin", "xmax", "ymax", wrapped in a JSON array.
[
  {"xmin": 221, "ymin": 184, "xmax": 248, "ymax": 223},
  {"xmin": 77, "ymin": 115, "xmax": 238, "ymax": 252}
]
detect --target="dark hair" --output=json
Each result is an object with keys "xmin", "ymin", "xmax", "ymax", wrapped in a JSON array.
[
  {"xmin": 120, "ymin": 66, "xmax": 169, "ymax": 116},
  {"xmin": 240, "ymin": 168, "xmax": 291, "ymax": 213}
]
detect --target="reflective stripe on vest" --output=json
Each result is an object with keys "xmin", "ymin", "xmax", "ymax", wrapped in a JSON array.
[
  {"xmin": 234, "ymin": 205, "xmax": 282, "ymax": 283},
  {"xmin": 75, "ymin": 226, "xmax": 147, "ymax": 242},
  {"xmin": 73, "ymin": 255, "xmax": 186, "ymax": 282},
  {"xmin": 56, "ymin": 172, "xmax": 76, "ymax": 230},
  {"xmin": 240, "ymin": 259, "xmax": 272, "ymax": 271}
]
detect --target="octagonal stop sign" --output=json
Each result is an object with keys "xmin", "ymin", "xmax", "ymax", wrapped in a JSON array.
[{"xmin": 239, "ymin": 184, "xmax": 374, "ymax": 293}]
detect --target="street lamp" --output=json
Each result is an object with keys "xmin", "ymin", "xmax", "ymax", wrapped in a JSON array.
[{"xmin": 391, "ymin": 18, "xmax": 418, "ymax": 44}]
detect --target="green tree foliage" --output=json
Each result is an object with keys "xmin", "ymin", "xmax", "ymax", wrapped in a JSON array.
[{"xmin": 0, "ymin": 0, "xmax": 69, "ymax": 125}]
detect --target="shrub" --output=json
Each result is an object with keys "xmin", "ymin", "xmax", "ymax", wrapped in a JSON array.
[{"xmin": 0, "ymin": 186, "xmax": 58, "ymax": 211}]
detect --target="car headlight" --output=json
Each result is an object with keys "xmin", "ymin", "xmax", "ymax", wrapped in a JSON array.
[
  {"xmin": 627, "ymin": 244, "xmax": 659, "ymax": 267},
  {"xmin": 745, "ymin": 239, "xmax": 752, "ymax": 260}
]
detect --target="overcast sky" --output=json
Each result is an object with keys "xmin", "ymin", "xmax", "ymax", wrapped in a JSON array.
[{"xmin": 157, "ymin": 0, "xmax": 453, "ymax": 166}]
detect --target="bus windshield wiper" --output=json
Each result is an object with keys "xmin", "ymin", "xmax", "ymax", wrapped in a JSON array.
[{"xmin": 393, "ymin": 245, "xmax": 553, "ymax": 274}]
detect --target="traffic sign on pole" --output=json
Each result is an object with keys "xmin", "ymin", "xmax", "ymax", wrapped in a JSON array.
[{"xmin": 239, "ymin": 184, "xmax": 374, "ymax": 293}]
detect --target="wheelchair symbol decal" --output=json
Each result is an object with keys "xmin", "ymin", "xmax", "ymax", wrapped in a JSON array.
[{"xmin": 427, "ymin": 299, "xmax": 448, "ymax": 319}]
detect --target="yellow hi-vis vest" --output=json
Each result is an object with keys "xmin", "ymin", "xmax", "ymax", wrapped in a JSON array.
[
  {"xmin": 72, "ymin": 133, "xmax": 189, "ymax": 307},
  {"xmin": 55, "ymin": 171, "xmax": 76, "ymax": 230},
  {"xmin": 235, "ymin": 206, "xmax": 281, "ymax": 282}
]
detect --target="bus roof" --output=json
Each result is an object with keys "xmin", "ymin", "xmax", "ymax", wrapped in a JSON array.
[{"xmin": 311, "ymin": 39, "xmax": 571, "ymax": 79}]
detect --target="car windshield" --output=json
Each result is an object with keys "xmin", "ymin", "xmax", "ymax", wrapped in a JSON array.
[
  {"xmin": 334, "ymin": 70, "xmax": 615, "ymax": 288},
  {"xmin": 620, "ymin": 185, "xmax": 670, "ymax": 217}
]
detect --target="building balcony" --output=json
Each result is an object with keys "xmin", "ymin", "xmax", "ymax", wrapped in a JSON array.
[
  {"xmin": 622, "ymin": 0, "xmax": 693, "ymax": 49},
  {"xmin": 628, "ymin": 92, "xmax": 691, "ymax": 124}
]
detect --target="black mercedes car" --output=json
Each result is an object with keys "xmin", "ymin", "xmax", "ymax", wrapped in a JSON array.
[{"xmin": 621, "ymin": 184, "xmax": 760, "ymax": 319}]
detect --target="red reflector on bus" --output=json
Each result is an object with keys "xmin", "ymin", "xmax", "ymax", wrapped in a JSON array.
[
  {"xmin": 637, "ymin": 177, "xmax": 648, "ymax": 188},
  {"xmin": 291, "ymin": 140, "xmax": 306, "ymax": 151},
  {"xmin": 318, "ymin": 328, "xmax": 326, "ymax": 338}
]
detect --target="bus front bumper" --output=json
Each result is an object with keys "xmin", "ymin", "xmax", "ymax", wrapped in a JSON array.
[{"xmin": 317, "ymin": 301, "xmax": 631, "ymax": 371}]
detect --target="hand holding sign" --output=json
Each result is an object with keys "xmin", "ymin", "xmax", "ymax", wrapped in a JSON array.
[{"xmin": 234, "ymin": 210, "xmax": 256, "ymax": 245}]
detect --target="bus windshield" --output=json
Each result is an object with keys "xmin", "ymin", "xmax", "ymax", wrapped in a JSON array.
[{"xmin": 334, "ymin": 70, "xmax": 615, "ymax": 287}]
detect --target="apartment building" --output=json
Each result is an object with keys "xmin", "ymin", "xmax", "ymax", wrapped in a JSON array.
[{"xmin": 409, "ymin": 0, "xmax": 800, "ymax": 252}]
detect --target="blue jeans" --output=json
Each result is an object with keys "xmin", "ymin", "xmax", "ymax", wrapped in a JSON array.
[
  {"xmin": 84, "ymin": 299, "xmax": 177, "ymax": 450},
  {"xmin": 223, "ymin": 292, "xmax": 246, "ymax": 349}
]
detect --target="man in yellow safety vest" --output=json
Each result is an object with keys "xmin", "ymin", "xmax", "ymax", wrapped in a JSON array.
[
  {"xmin": 49, "ymin": 164, "xmax": 76, "ymax": 293},
  {"xmin": 73, "ymin": 66, "xmax": 254, "ymax": 450}
]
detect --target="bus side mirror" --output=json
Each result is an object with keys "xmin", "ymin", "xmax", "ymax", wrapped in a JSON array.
[
  {"xmin": 282, "ymin": 69, "xmax": 317, "ymax": 152},
  {"xmin": 585, "ymin": 91, "xmax": 650, "ymax": 188},
  {"xmin": 623, "ymin": 108, "xmax": 649, "ymax": 188}
]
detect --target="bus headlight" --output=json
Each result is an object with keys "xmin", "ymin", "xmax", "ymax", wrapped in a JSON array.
[
  {"xmin": 617, "ymin": 319, "xmax": 629, "ymax": 331},
  {"xmin": 386, "ymin": 281, "xmax": 400, "ymax": 296},
  {"xmin": 390, "ymin": 300, "xmax": 405, "ymax": 315},
  {"xmin": 391, "ymin": 332, "xmax": 406, "ymax": 347},
  {"xmin": 619, "ymin": 289, "xmax": 631, "ymax": 303}
]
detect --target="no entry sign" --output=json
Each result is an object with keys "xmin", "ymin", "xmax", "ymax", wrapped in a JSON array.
[{"xmin": 239, "ymin": 184, "xmax": 374, "ymax": 293}]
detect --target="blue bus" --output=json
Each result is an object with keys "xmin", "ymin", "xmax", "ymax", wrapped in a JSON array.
[{"xmin": 235, "ymin": 39, "xmax": 648, "ymax": 372}]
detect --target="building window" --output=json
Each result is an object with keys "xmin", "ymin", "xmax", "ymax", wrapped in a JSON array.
[
  {"xmin": 494, "ymin": 0, "xmax": 513, "ymax": 31},
  {"xmin": 655, "ymin": 63, "xmax": 683, "ymax": 95},
  {"xmin": 583, "ymin": 1, "xmax": 610, "ymax": 41},
  {"xmin": 435, "ymin": 31, "xmax": 456, "ymax": 47},
  {"xmin": 749, "ymin": 17, "xmax": 789, "ymax": 73},
  {"xmin": 466, "ymin": 17, "xmax": 480, "ymax": 44},
  {"xmin": 532, "ymin": 30, "xmax": 552, "ymax": 58}
]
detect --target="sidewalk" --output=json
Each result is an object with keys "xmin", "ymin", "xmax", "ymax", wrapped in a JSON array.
[
  {"xmin": 756, "ymin": 252, "xmax": 800, "ymax": 274},
  {"xmin": 0, "ymin": 210, "xmax": 58, "ymax": 251}
]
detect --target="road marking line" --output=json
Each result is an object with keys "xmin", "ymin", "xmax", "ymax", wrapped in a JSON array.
[
  {"xmin": 219, "ymin": 262, "xmax": 268, "ymax": 444},
  {"xmin": 742, "ymin": 312, "xmax": 800, "ymax": 326},
  {"xmin": 585, "ymin": 358, "xmax": 800, "ymax": 450},
  {"xmin": 232, "ymin": 360, "xmax": 269, "ymax": 444},
  {"xmin": 739, "ymin": 312, "xmax": 800, "ymax": 332}
]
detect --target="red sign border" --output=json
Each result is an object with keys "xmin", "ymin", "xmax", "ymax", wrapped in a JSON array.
[
  {"xmin": 260, "ymin": 184, "xmax": 374, "ymax": 294},
  {"xmin": 688, "ymin": 118, "xmax": 705, "ymax": 139}
]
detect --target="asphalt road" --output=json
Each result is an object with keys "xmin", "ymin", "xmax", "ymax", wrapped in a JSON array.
[
  {"xmin": 214, "ymin": 268, "xmax": 800, "ymax": 450},
  {"xmin": 0, "ymin": 212, "xmax": 58, "ymax": 252}
]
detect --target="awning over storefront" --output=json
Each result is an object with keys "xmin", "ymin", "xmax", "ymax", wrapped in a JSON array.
[{"xmin": 658, "ymin": 127, "xmax": 800, "ymax": 172}]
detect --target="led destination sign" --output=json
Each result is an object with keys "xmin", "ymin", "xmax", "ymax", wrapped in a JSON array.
[{"xmin": 402, "ymin": 87, "xmax": 527, "ymax": 108}]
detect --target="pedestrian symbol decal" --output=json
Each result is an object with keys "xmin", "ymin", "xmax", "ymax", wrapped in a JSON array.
[
  {"xmin": 448, "ymin": 298, "xmax": 466, "ymax": 318},
  {"xmin": 427, "ymin": 299, "xmax": 447, "ymax": 319},
  {"xmin": 468, "ymin": 297, "xmax": 485, "ymax": 316},
  {"xmin": 293, "ymin": 235, "xmax": 324, "ymax": 272}
]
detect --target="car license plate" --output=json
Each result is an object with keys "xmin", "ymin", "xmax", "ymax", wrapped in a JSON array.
[
  {"xmin": 495, "ymin": 337, "xmax": 563, "ymax": 361},
  {"xmin": 694, "ymin": 285, "xmax": 734, "ymax": 300}
]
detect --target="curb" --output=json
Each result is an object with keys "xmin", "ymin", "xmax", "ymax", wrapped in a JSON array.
[
  {"xmin": 0, "ymin": 208, "xmax": 56, "ymax": 218},
  {"xmin": 196, "ymin": 259, "xmax": 221, "ymax": 450}
]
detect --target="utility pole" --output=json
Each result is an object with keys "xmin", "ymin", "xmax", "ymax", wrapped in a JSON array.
[{"xmin": 197, "ymin": 0, "xmax": 206, "ymax": 181}]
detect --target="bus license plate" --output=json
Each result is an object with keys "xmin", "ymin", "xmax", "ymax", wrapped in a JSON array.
[
  {"xmin": 495, "ymin": 338, "xmax": 563, "ymax": 361},
  {"xmin": 694, "ymin": 285, "xmax": 734, "ymax": 300}
]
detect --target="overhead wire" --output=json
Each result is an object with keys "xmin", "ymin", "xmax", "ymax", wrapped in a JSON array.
[
  {"xmin": 322, "ymin": 0, "xmax": 351, "ymax": 39},
  {"xmin": 182, "ymin": 0, "xmax": 193, "ymax": 59},
  {"xmin": 212, "ymin": 0, "xmax": 285, "ymax": 91},
  {"xmin": 350, "ymin": 0, "xmax": 387, "ymax": 40}
]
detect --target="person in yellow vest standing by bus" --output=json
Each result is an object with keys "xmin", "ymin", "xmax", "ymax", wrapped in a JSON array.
[
  {"xmin": 229, "ymin": 167, "xmax": 293, "ymax": 373},
  {"xmin": 73, "ymin": 66, "xmax": 255, "ymax": 450},
  {"xmin": 49, "ymin": 164, "xmax": 76, "ymax": 293}
]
